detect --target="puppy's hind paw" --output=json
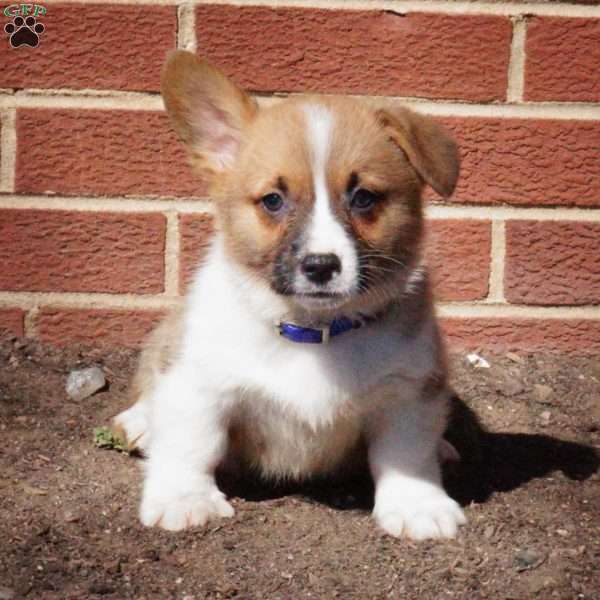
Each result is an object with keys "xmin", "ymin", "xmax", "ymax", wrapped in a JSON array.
[
  {"xmin": 375, "ymin": 493, "xmax": 466, "ymax": 540},
  {"xmin": 140, "ymin": 487, "xmax": 234, "ymax": 531}
]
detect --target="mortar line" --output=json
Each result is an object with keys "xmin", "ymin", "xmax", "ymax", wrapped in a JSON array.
[
  {"xmin": 0, "ymin": 194, "xmax": 598, "ymax": 221},
  {"xmin": 23, "ymin": 308, "xmax": 39, "ymax": 337},
  {"xmin": 192, "ymin": 0, "xmax": 600, "ymax": 17},
  {"xmin": 487, "ymin": 220, "xmax": 506, "ymax": 303},
  {"xmin": 0, "ymin": 93, "xmax": 164, "ymax": 111},
  {"xmin": 177, "ymin": 2, "xmax": 197, "ymax": 51},
  {"xmin": 36, "ymin": 0, "xmax": 600, "ymax": 18},
  {"xmin": 425, "ymin": 204, "xmax": 600, "ymax": 222},
  {"xmin": 0, "ymin": 195, "xmax": 215, "ymax": 213},
  {"xmin": 3, "ymin": 91, "xmax": 600, "ymax": 119},
  {"xmin": 392, "ymin": 99, "xmax": 600, "ymax": 120},
  {"xmin": 12, "ymin": 88, "xmax": 161, "ymax": 99},
  {"xmin": 0, "ymin": 291, "xmax": 180, "ymax": 311},
  {"xmin": 2, "ymin": 290, "xmax": 600, "ymax": 319},
  {"xmin": 164, "ymin": 211, "xmax": 181, "ymax": 297},
  {"xmin": 437, "ymin": 303, "xmax": 600, "ymax": 319},
  {"xmin": 507, "ymin": 16, "xmax": 527, "ymax": 103},
  {"xmin": 0, "ymin": 109, "xmax": 16, "ymax": 193}
]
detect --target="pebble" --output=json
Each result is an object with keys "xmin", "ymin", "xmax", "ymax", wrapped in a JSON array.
[
  {"xmin": 515, "ymin": 549, "xmax": 546, "ymax": 572},
  {"xmin": 64, "ymin": 510, "xmax": 80, "ymax": 523},
  {"xmin": 483, "ymin": 525, "xmax": 495, "ymax": 539},
  {"xmin": 466, "ymin": 353, "xmax": 490, "ymax": 369},
  {"xmin": 23, "ymin": 484, "xmax": 47, "ymax": 496},
  {"xmin": 66, "ymin": 367, "xmax": 106, "ymax": 401},
  {"xmin": 533, "ymin": 384, "xmax": 553, "ymax": 403},
  {"xmin": 500, "ymin": 377, "xmax": 525, "ymax": 397},
  {"xmin": 539, "ymin": 410, "xmax": 551, "ymax": 425},
  {"xmin": 556, "ymin": 528, "xmax": 569, "ymax": 537}
]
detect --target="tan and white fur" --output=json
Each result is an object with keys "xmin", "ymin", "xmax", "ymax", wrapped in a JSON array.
[{"xmin": 114, "ymin": 51, "xmax": 466, "ymax": 540}]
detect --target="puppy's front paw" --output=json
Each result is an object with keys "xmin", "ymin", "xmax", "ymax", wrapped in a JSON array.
[
  {"xmin": 140, "ymin": 486, "xmax": 234, "ymax": 531},
  {"xmin": 374, "ymin": 491, "xmax": 466, "ymax": 540}
]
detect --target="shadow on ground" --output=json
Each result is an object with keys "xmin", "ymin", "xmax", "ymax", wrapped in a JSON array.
[{"xmin": 218, "ymin": 394, "xmax": 600, "ymax": 512}]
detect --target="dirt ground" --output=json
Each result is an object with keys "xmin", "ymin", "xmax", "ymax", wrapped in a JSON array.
[{"xmin": 0, "ymin": 337, "xmax": 598, "ymax": 600}]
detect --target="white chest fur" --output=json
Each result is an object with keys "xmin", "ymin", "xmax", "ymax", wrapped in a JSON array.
[{"xmin": 181, "ymin": 239, "xmax": 436, "ymax": 430}]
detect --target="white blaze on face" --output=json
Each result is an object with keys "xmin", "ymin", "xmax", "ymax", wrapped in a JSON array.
[{"xmin": 300, "ymin": 104, "xmax": 358, "ymax": 294}]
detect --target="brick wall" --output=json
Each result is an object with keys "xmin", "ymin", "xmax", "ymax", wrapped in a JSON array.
[{"xmin": 1, "ymin": 0, "xmax": 599, "ymax": 353}]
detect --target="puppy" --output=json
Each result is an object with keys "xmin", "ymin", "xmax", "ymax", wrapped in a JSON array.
[{"xmin": 114, "ymin": 51, "xmax": 466, "ymax": 540}]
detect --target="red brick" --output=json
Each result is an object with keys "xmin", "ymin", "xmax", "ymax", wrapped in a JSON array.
[
  {"xmin": 196, "ymin": 6, "xmax": 511, "ymax": 101},
  {"xmin": 0, "ymin": 210, "xmax": 166, "ymax": 294},
  {"xmin": 36, "ymin": 308, "xmax": 163, "ymax": 348},
  {"xmin": 442, "ymin": 318, "xmax": 600, "ymax": 354},
  {"xmin": 434, "ymin": 118, "xmax": 600, "ymax": 207},
  {"xmin": 0, "ymin": 309, "xmax": 24, "ymax": 337},
  {"xmin": 525, "ymin": 17, "xmax": 600, "ymax": 102},
  {"xmin": 426, "ymin": 220, "xmax": 491, "ymax": 302},
  {"xmin": 15, "ymin": 109, "xmax": 202, "ymax": 198},
  {"xmin": 505, "ymin": 221, "xmax": 600, "ymax": 306},
  {"xmin": 0, "ymin": 4, "xmax": 176, "ymax": 92},
  {"xmin": 179, "ymin": 214, "xmax": 215, "ymax": 293}
]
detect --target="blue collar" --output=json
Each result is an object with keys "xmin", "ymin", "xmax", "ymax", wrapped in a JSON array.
[{"xmin": 277, "ymin": 316, "xmax": 364, "ymax": 344}]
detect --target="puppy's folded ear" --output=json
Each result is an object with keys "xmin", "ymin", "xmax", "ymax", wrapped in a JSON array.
[
  {"xmin": 161, "ymin": 51, "xmax": 258, "ymax": 176},
  {"xmin": 376, "ymin": 105, "xmax": 460, "ymax": 198}
]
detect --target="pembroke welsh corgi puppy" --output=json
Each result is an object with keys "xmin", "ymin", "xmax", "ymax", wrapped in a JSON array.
[{"xmin": 114, "ymin": 50, "xmax": 465, "ymax": 540}]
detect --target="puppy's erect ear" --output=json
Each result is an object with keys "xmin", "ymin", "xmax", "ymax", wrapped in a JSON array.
[
  {"xmin": 376, "ymin": 105, "xmax": 460, "ymax": 198},
  {"xmin": 161, "ymin": 51, "xmax": 258, "ymax": 176}
]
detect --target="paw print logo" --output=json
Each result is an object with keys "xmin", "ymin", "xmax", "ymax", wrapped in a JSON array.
[{"xmin": 5, "ymin": 15, "xmax": 45, "ymax": 48}]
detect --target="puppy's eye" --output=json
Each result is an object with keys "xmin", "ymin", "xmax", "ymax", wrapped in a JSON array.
[
  {"xmin": 350, "ymin": 188, "xmax": 380, "ymax": 212},
  {"xmin": 261, "ymin": 193, "xmax": 285, "ymax": 213}
]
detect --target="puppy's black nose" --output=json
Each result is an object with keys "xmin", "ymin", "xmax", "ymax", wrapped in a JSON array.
[{"xmin": 301, "ymin": 253, "xmax": 342, "ymax": 284}]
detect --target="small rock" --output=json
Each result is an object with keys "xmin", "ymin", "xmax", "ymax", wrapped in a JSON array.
[
  {"xmin": 539, "ymin": 410, "xmax": 551, "ymax": 426},
  {"xmin": 66, "ymin": 367, "xmax": 106, "ymax": 401},
  {"xmin": 556, "ymin": 528, "xmax": 569, "ymax": 537},
  {"xmin": 483, "ymin": 525, "xmax": 495, "ymax": 539},
  {"xmin": 0, "ymin": 587, "xmax": 15, "ymax": 600},
  {"xmin": 533, "ymin": 384, "xmax": 553, "ymax": 403},
  {"xmin": 64, "ymin": 510, "xmax": 80, "ymax": 523},
  {"xmin": 23, "ymin": 484, "xmax": 47, "ymax": 496},
  {"xmin": 515, "ymin": 549, "xmax": 546, "ymax": 572},
  {"xmin": 466, "ymin": 353, "xmax": 490, "ymax": 369},
  {"xmin": 500, "ymin": 377, "xmax": 525, "ymax": 397},
  {"xmin": 506, "ymin": 352, "xmax": 523, "ymax": 363}
]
